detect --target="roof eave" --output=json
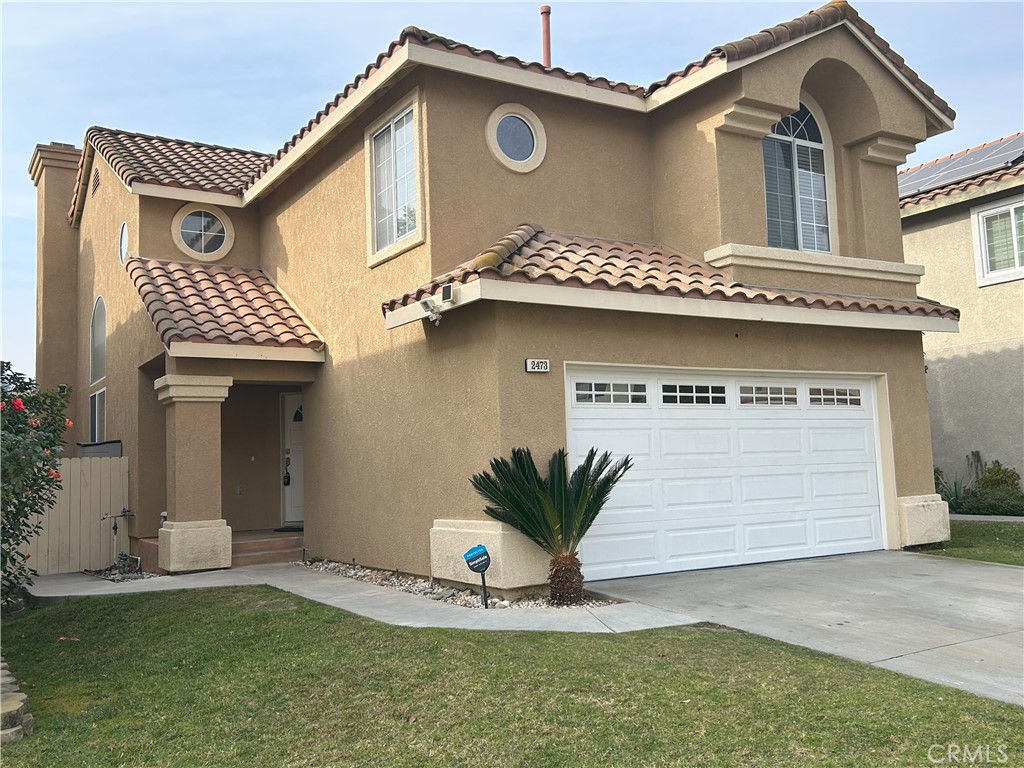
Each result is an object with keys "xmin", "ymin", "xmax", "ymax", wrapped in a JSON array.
[
  {"xmin": 384, "ymin": 279, "xmax": 959, "ymax": 333},
  {"xmin": 166, "ymin": 341, "xmax": 325, "ymax": 363}
]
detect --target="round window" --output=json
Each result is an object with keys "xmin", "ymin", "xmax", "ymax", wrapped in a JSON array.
[
  {"xmin": 496, "ymin": 115, "xmax": 535, "ymax": 162},
  {"xmin": 180, "ymin": 210, "xmax": 226, "ymax": 255},
  {"xmin": 170, "ymin": 203, "xmax": 235, "ymax": 261},
  {"xmin": 486, "ymin": 104, "xmax": 546, "ymax": 173},
  {"xmin": 118, "ymin": 221, "xmax": 129, "ymax": 264}
]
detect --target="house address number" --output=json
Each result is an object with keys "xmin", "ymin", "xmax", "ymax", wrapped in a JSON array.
[{"xmin": 525, "ymin": 359, "xmax": 550, "ymax": 373}]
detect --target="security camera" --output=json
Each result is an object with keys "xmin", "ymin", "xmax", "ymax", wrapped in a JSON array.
[{"xmin": 440, "ymin": 283, "xmax": 454, "ymax": 303}]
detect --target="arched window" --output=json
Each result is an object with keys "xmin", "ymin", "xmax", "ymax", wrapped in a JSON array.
[
  {"xmin": 90, "ymin": 297, "xmax": 106, "ymax": 384},
  {"xmin": 762, "ymin": 103, "xmax": 830, "ymax": 253}
]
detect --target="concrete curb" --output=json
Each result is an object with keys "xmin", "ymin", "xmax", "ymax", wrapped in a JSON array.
[{"xmin": 25, "ymin": 564, "xmax": 701, "ymax": 634}]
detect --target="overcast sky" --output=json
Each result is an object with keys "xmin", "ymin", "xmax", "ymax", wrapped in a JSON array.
[{"xmin": 2, "ymin": 1, "xmax": 1022, "ymax": 376}]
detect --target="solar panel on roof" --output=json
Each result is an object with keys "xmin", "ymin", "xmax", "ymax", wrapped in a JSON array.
[{"xmin": 898, "ymin": 133, "xmax": 1024, "ymax": 198}]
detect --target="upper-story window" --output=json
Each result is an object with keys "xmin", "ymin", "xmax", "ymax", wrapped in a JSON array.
[
  {"xmin": 170, "ymin": 203, "xmax": 235, "ymax": 261},
  {"xmin": 972, "ymin": 195, "xmax": 1024, "ymax": 287},
  {"xmin": 118, "ymin": 221, "xmax": 129, "ymax": 264},
  {"xmin": 762, "ymin": 103, "xmax": 831, "ymax": 253},
  {"xmin": 485, "ymin": 103, "xmax": 547, "ymax": 173},
  {"xmin": 372, "ymin": 107, "xmax": 417, "ymax": 252},
  {"xmin": 90, "ymin": 297, "xmax": 106, "ymax": 384}
]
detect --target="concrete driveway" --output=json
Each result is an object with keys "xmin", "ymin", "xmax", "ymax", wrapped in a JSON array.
[{"xmin": 589, "ymin": 551, "xmax": 1023, "ymax": 706}]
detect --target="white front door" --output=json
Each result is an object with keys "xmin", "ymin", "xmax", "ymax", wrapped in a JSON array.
[
  {"xmin": 283, "ymin": 393, "xmax": 305, "ymax": 526},
  {"xmin": 566, "ymin": 366, "xmax": 884, "ymax": 581}
]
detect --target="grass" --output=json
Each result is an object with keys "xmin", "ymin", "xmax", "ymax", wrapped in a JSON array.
[
  {"xmin": 2, "ymin": 587, "xmax": 1022, "ymax": 768},
  {"xmin": 917, "ymin": 520, "xmax": 1024, "ymax": 566}
]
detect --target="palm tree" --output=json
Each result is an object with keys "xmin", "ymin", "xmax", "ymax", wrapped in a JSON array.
[{"xmin": 470, "ymin": 447, "xmax": 632, "ymax": 605}]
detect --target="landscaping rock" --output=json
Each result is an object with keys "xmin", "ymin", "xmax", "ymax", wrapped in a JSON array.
[{"xmin": 0, "ymin": 653, "xmax": 33, "ymax": 742}]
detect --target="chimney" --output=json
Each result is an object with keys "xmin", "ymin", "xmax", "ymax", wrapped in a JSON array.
[
  {"xmin": 540, "ymin": 5, "xmax": 551, "ymax": 68},
  {"xmin": 28, "ymin": 142, "xmax": 81, "ymax": 412}
]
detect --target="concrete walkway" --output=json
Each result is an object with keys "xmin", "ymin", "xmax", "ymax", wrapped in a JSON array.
[
  {"xmin": 25, "ymin": 564, "xmax": 698, "ymax": 634},
  {"xmin": 949, "ymin": 513, "xmax": 1024, "ymax": 522},
  {"xmin": 590, "ymin": 551, "xmax": 1024, "ymax": 706}
]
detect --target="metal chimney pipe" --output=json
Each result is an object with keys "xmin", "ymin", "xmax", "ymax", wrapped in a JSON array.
[{"xmin": 540, "ymin": 5, "xmax": 551, "ymax": 68}]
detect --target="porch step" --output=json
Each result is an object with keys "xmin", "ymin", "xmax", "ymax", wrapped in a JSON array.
[
  {"xmin": 231, "ymin": 533, "xmax": 304, "ymax": 556},
  {"xmin": 231, "ymin": 547, "xmax": 305, "ymax": 568}
]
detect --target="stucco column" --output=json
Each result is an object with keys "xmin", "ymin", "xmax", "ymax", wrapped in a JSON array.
[{"xmin": 154, "ymin": 375, "xmax": 233, "ymax": 572}]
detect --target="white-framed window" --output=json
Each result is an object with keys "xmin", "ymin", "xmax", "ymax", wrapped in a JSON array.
[
  {"xmin": 170, "ymin": 203, "xmax": 235, "ymax": 261},
  {"xmin": 662, "ymin": 383, "xmax": 727, "ymax": 406},
  {"xmin": 369, "ymin": 103, "xmax": 418, "ymax": 259},
  {"xmin": 90, "ymin": 296, "xmax": 106, "ymax": 384},
  {"xmin": 118, "ymin": 221, "xmax": 129, "ymax": 264},
  {"xmin": 574, "ymin": 382, "xmax": 648, "ymax": 405},
  {"xmin": 89, "ymin": 389, "xmax": 106, "ymax": 443},
  {"xmin": 971, "ymin": 195, "xmax": 1024, "ymax": 287},
  {"xmin": 763, "ymin": 102, "xmax": 831, "ymax": 253},
  {"xmin": 485, "ymin": 103, "xmax": 547, "ymax": 173},
  {"xmin": 809, "ymin": 386, "xmax": 862, "ymax": 407}
]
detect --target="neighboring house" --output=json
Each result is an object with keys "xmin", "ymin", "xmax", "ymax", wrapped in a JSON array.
[
  {"xmin": 30, "ymin": 1, "xmax": 961, "ymax": 588},
  {"xmin": 899, "ymin": 134, "xmax": 1024, "ymax": 480}
]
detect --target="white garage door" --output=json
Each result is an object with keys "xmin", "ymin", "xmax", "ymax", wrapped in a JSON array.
[{"xmin": 567, "ymin": 366, "xmax": 884, "ymax": 580}]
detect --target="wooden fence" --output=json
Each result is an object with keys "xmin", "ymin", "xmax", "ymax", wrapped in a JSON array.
[{"xmin": 23, "ymin": 457, "xmax": 130, "ymax": 576}]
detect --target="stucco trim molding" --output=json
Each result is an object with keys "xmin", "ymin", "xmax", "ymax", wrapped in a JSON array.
[
  {"xmin": 384, "ymin": 278, "xmax": 958, "ymax": 333},
  {"xmin": 158, "ymin": 519, "xmax": 232, "ymax": 572},
  {"xmin": 861, "ymin": 135, "xmax": 918, "ymax": 167},
  {"xmin": 133, "ymin": 181, "xmax": 245, "ymax": 208},
  {"xmin": 715, "ymin": 103, "xmax": 783, "ymax": 138},
  {"xmin": 429, "ymin": 519, "xmax": 549, "ymax": 590},
  {"xmin": 704, "ymin": 243, "xmax": 925, "ymax": 284},
  {"xmin": 154, "ymin": 374, "xmax": 233, "ymax": 404},
  {"xmin": 166, "ymin": 342, "xmax": 325, "ymax": 363}
]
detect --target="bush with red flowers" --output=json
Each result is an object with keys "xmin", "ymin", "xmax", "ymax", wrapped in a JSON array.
[{"xmin": 1, "ymin": 361, "xmax": 70, "ymax": 608}]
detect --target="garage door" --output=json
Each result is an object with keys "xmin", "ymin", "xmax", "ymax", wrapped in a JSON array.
[{"xmin": 567, "ymin": 366, "xmax": 884, "ymax": 580}]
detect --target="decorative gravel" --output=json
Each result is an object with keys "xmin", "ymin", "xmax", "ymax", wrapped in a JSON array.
[
  {"xmin": 85, "ymin": 565, "xmax": 162, "ymax": 583},
  {"xmin": 296, "ymin": 559, "xmax": 616, "ymax": 609}
]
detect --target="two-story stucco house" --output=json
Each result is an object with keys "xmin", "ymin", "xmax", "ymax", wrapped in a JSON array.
[
  {"xmin": 30, "ymin": 1, "xmax": 960, "ymax": 588},
  {"xmin": 898, "ymin": 133, "xmax": 1024, "ymax": 481}
]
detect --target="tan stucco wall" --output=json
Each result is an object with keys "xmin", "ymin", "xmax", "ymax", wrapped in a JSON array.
[
  {"xmin": 221, "ymin": 384, "xmax": 299, "ymax": 532},
  {"xmin": 423, "ymin": 69, "xmax": 653, "ymax": 273},
  {"xmin": 33, "ymin": 148, "xmax": 81, "ymax": 430},
  {"xmin": 74, "ymin": 157, "xmax": 169, "ymax": 539},
  {"xmin": 138, "ymin": 195, "xmax": 261, "ymax": 267},
  {"xmin": 902, "ymin": 194, "xmax": 1024, "ymax": 476}
]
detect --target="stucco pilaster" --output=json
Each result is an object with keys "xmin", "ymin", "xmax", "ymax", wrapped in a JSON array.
[{"xmin": 154, "ymin": 375, "xmax": 233, "ymax": 571}]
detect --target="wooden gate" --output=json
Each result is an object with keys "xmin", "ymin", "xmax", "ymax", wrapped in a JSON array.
[{"xmin": 23, "ymin": 457, "xmax": 130, "ymax": 576}]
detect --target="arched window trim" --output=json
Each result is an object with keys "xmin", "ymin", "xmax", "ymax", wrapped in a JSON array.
[
  {"xmin": 762, "ymin": 94, "xmax": 839, "ymax": 255},
  {"xmin": 90, "ymin": 296, "xmax": 106, "ymax": 385}
]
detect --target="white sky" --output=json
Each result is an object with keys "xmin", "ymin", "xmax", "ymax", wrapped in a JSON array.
[{"xmin": 2, "ymin": 1, "xmax": 1022, "ymax": 376}]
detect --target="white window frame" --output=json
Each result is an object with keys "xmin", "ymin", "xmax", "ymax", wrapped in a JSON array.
[
  {"xmin": 170, "ymin": 203, "xmax": 235, "ymax": 262},
  {"xmin": 89, "ymin": 388, "xmax": 106, "ymax": 443},
  {"xmin": 364, "ymin": 88, "xmax": 424, "ymax": 267},
  {"xmin": 90, "ymin": 296, "xmax": 106, "ymax": 385},
  {"xmin": 762, "ymin": 95, "xmax": 838, "ymax": 255},
  {"xmin": 971, "ymin": 194, "xmax": 1024, "ymax": 287},
  {"xmin": 118, "ymin": 221, "xmax": 129, "ymax": 264}
]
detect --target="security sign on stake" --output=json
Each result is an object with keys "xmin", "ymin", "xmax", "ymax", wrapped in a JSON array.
[{"xmin": 463, "ymin": 544, "xmax": 491, "ymax": 608}]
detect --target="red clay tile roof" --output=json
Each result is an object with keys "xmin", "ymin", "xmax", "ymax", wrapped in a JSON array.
[
  {"xmin": 69, "ymin": 127, "xmax": 270, "ymax": 221},
  {"xmin": 382, "ymin": 224, "xmax": 959, "ymax": 321},
  {"xmin": 127, "ymin": 258, "xmax": 323, "ymax": 350},
  {"xmin": 648, "ymin": 1, "xmax": 955, "ymax": 122}
]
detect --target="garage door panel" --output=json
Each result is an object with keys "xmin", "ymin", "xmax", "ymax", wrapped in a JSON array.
[
  {"xmin": 737, "ymin": 427, "xmax": 803, "ymax": 455},
  {"xmin": 813, "ymin": 511, "xmax": 878, "ymax": 547},
  {"xmin": 743, "ymin": 520, "xmax": 810, "ymax": 554},
  {"xmin": 569, "ymin": 367, "xmax": 884, "ymax": 579},
  {"xmin": 660, "ymin": 428, "xmax": 732, "ymax": 458}
]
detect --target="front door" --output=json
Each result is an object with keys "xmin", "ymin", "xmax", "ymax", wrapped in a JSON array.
[{"xmin": 282, "ymin": 393, "xmax": 305, "ymax": 526}]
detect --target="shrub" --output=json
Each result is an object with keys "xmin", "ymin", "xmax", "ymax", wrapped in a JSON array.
[
  {"xmin": 975, "ymin": 461, "xmax": 1022, "ymax": 492},
  {"xmin": 934, "ymin": 467, "xmax": 971, "ymax": 513},
  {"xmin": 959, "ymin": 486, "xmax": 1024, "ymax": 517},
  {"xmin": 1, "ymin": 362, "xmax": 70, "ymax": 607}
]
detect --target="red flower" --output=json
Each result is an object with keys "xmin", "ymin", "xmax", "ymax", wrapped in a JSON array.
[
  {"xmin": 11, "ymin": 398, "xmax": 25, "ymax": 411},
  {"xmin": 25, "ymin": 553, "xmax": 30, "ymax": 560},
  {"xmin": 0, "ymin": 401, "xmax": 5, "ymax": 410},
  {"xmin": 27, "ymin": 417, "xmax": 40, "ymax": 427},
  {"xmin": 48, "ymin": 469, "xmax": 61, "ymax": 480},
  {"xmin": 65, "ymin": 418, "xmax": 73, "ymax": 428}
]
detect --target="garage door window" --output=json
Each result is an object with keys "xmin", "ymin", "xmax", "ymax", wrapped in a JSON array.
[
  {"xmin": 809, "ymin": 387, "xmax": 862, "ymax": 406},
  {"xmin": 662, "ymin": 383, "xmax": 727, "ymax": 406},
  {"xmin": 739, "ymin": 384, "xmax": 797, "ymax": 406},
  {"xmin": 574, "ymin": 382, "xmax": 647, "ymax": 405}
]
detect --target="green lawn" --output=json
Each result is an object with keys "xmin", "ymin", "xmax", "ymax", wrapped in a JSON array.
[
  {"xmin": 2, "ymin": 587, "xmax": 1021, "ymax": 768},
  {"xmin": 918, "ymin": 520, "xmax": 1024, "ymax": 566}
]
